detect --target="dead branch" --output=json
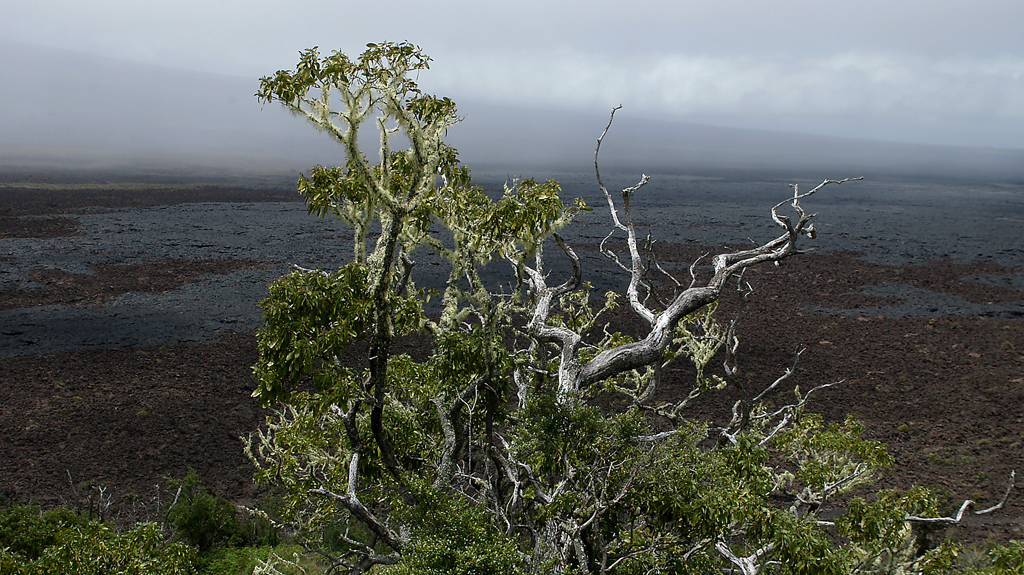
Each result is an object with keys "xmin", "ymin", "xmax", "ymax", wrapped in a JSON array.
[
  {"xmin": 570, "ymin": 108, "xmax": 861, "ymax": 398},
  {"xmin": 906, "ymin": 471, "xmax": 1016, "ymax": 523},
  {"xmin": 716, "ymin": 541, "xmax": 776, "ymax": 575}
]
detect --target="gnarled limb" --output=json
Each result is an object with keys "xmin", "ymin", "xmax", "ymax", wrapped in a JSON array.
[
  {"xmin": 431, "ymin": 379, "xmax": 480, "ymax": 489},
  {"xmin": 716, "ymin": 541, "xmax": 776, "ymax": 575},
  {"xmin": 905, "ymin": 471, "xmax": 1016, "ymax": 524},
  {"xmin": 521, "ymin": 235, "xmax": 586, "ymax": 401},
  {"xmin": 596, "ymin": 106, "xmax": 655, "ymax": 326},
  {"xmin": 566, "ymin": 107, "xmax": 861, "ymax": 398},
  {"xmin": 315, "ymin": 401, "xmax": 407, "ymax": 552}
]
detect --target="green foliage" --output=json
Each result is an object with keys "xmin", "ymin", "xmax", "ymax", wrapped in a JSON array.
[
  {"xmin": 989, "ymin": 540, "xmax": 1024, "ymax": 574},
  {"xmin": 773, "ymin": 413, "xmax": 894, "ymax": 499},
  {"xmin": 381, "ymin": 489, "xmax": 524, "ymax": 575},
  {"xmin": 0, "ymin": 498, "xmax": 90, "ymax": 561},
  {"xmin": 202, "ymin": 544, "xmax": 321, "ymax": 575},
  {"xmin": 253, "ymin": 263, "xmax": 422, "ymax": 408},
  {"xmin": 0, "ymin": 499, "xmax": 198, "ymax": 575},
  {"xmin": 514, "ymin": 391, "xmax": 608, "ymax": 476},
  {"xmin": 904, "ymin": 539, "xmax": 1024, "ymax": 575},
  {"xmin": 917, "ymin": 539, "xmax": 962, "ymax": 575},
  {"xmin": 256, "ymin": 43, "xmax": 434, "ymax": 118},
  {"xmin": 837, "ymin": 489, "xmax": 930, "ymax": 573},
  {"xmin": 756, "ymin": 509, "xmax": 848, "ymax": 575},
  {"xmin": 167, "ymin": 469, "xmax": 277, "ymax": 554},
  {"xmin": 633, "ymin": 425, "xmax": 748, "ymax": 537},
  {"xmin": 430, "ymin": 327, "xmax": 512, "ymax": 394}
]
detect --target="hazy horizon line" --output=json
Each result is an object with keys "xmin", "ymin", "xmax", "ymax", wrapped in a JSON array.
[{"xmin": 3, "ymin": 39, "xmax": 1024, "ymax": 184}]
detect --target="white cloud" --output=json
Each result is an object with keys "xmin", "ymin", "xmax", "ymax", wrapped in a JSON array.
[
  {"xmin": 420, "ymin": 48, "xmax": 1024, "ymax": 147},
  {"xmin": 430, "ymin": 49, "xmax": 1024, "ymax": 117},
  {"xmin": 3, "ymin": 0, "xmax": 1023, "ymax": 148}
]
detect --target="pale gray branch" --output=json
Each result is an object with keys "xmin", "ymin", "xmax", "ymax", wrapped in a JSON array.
[
  {"xmin": 906, "ymin": 471, "xmax": 1016, "ymax": 523},
  {"xmin": 716, "ymin": 541, "xmax": 775, "ymax": 575}
]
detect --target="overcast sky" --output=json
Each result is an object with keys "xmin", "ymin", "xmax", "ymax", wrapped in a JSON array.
[{"xmin": 3, "ymin": 0, "xmax": 1023, "ymax": 170}]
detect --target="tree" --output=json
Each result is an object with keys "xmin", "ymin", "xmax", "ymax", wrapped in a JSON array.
[{"xmin": 247, "ymin": 42, "xmax": 1014, "ymax": 574}]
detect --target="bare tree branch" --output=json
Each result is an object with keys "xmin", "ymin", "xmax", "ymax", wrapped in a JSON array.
[
  {"xmin": 716, "ymin": 541, "xmax": 776, "ymax": 575},
  {"xmin": 569, "ymin": 109, "xmax": 863, "ymax": 398},
  {"xmin": 906, "ymin": 471, "xmax": 1016, "ymax": 523}
]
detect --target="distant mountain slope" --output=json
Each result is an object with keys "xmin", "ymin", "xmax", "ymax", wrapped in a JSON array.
[
  {"xmin": 449, "ymin": 102, "xmax": 1024, "ymax": 180},
  {"xmin": 0, "ymin": 40, "xmax": 343, "ymax": 172},
  {"xmin": 3, "ymin": 41, "xmax": 1023, "ymax": 179}
]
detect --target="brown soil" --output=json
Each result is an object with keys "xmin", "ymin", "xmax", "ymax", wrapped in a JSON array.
[
  {"xmin": 1, "ymin": 188, "xmax": 1022, "ymax": 544},
  {"xmin": 0, "ymin": 332, "xmax": 264, "ymax": 509},
  {"xmin": 0, "ymin": 216, "xmax": 81, "ymax": 239}
]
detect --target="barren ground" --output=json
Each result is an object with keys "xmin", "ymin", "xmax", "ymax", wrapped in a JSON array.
[{"xmin": 1, "ymin": 183, "xmax": 1021, "ymax": 545}]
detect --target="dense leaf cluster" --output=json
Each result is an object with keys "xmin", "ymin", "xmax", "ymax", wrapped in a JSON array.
[{"xmin": 0, "ymin": 500, "xmax": 197, "ymax": 575}]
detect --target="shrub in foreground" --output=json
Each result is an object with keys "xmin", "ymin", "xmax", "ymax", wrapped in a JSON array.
[{"xmin": 0, "ymin": 499, "xmax": 197, "ymax": 575}]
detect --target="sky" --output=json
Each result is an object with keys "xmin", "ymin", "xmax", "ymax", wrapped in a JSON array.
[{"xmin": 2, "ymin": 0, "xmax": 1023, "ymax": 173}]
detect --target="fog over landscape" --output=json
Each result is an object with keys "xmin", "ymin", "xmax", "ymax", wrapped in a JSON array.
[{"xmin": 2, "ymin": 0, "xmax": 1023, "ymax": 178}]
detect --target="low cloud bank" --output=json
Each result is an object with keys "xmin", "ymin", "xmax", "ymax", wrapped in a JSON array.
[{"xmin": 3, "ymin": 41, "xmax": 1022, "ymax": 180}]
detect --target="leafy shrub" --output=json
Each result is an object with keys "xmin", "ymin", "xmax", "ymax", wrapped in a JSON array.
[
  {"xmin": 0, "ymin": 498, "xmax": 90, "ymax": 560},
  {"xmin": 199, "ymin": 544, "xmax": 316, "ymax": 575},
  {"xmin": 982, "ymin": 540, "xmax": 1024, "ymax": 574},
  {"xmin": 167, "ymin": 469, "xmax": 277, "ymax": 554},
  {"xmin": 380, "ymin": 490, "xmax": 524, "ymax": 575},
  {"xmin": 0, "ymin": 499, "xmax": 198, "ymax": 575}
]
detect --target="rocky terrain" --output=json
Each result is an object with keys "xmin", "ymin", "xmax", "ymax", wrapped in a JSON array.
[{"xmin": 1, "ymin": 173, "xmax": 1021, "ymax": 543}]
